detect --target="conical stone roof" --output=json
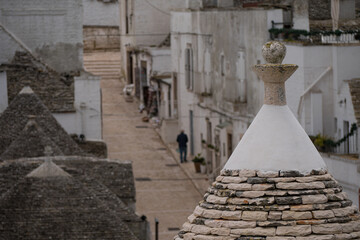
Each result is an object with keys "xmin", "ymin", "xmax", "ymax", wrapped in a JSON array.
[
  {"xmin": 0, "ymin": 86, "xmax": 84, "ymax": 158},
  {"xmin": 175, "ymin": 42, "xmax": 360, "ymax": 240},
  {"xmin": 0, "ymin": 119, "xmax": 63, "ymax": 160},
  {"xmin": 0, "ymin": 161, "xmax": 139, "ymax": 240}
]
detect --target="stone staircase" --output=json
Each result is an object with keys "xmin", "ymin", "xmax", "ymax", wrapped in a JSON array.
[{"xmin": 83, "ymin": 51, "xmax": 123, "ymax": 81}]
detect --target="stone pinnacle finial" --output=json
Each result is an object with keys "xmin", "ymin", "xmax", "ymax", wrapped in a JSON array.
[
  {"xmin": 252, "ymin": 41, "xmax": 298, "ymax": 106},
  {"xmin": 262, "ymin": 41, "xmax": 286, "ymax": 64}
]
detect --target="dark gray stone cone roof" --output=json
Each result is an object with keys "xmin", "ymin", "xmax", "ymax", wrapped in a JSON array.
[
  {"xmin": 0, "ymin": 157, "xmax": 142, "ymax": 239},
  {"xmin": 174, "ymin": 169, "xmax": 360, "ymax": 240},
  {"xmin": 0, "ymin": 162, "xmax": 139, "ymax": 240},
  {"xmin": 0, "ymin": 87, "xmax": 84, "ymax": 158},
  {"xmin": 0, "ymin": 120, "xmax": 63, "ymax": 160}
]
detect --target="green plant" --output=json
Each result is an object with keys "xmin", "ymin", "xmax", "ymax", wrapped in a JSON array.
[
  {"xmin": 207, "ymin": 144, "xmax": 215, "ymax": 149},
  {"xmin": 309, "ymin": 134, "xmax": 335, "ymax": 152},
  {"xmin": 333, "ymin": 123, "xmax": 358, "ymax": 147},
  {"xmin": 269, "ymin": 28, "xmax": 360, "ymax": 41},
  {"xmin": 192, "ymin": 153, "xmax": 205, "ymax": 163}
]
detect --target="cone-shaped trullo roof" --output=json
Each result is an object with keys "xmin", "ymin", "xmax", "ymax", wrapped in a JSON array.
[
  {"xmin": 0, "ymin": 119, "xmax": 63, "ymax": 160},
  {"xmin": 175, "ymin": 42, "xmax": 360, "ymax": 240},
  {"xmin": 0, "ymin": 86, "xmax": 84, "ymax": 158},
  {"xmin": 0, "ymin": 160, "xmax": 139, "ymax": 240}
]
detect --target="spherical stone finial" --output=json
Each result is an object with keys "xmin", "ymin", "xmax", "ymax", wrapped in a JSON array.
[{"xmin": 262, "ymin": 41, "xmax": 286, "ymax": 64}]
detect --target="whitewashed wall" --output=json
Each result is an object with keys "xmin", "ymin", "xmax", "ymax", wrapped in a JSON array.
[
  {"xmin": 120, "ymin": 0, "xmax": 185, "ymax": 81},
  {"xmin": 285, "ymin": 44, "xmax": 360, "ymax": 139},
  {"xmin": 83, "ymin": 0, "xmax": 119, "ymax": 26},
  {"xmin": 323, "ymin": 154, "xmax": 360, "ymax": 208},
  {"xmin": 53, "ymin": 73, "xmax": 102, "ymax": 140},
  {"xmin": 171, "ymin": 9, "xmax": 282, "ymax": 161}
]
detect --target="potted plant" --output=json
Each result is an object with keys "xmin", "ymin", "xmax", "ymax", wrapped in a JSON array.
[
  {"xmin": 200, "ymin": 160, "xmax": 206, "ymax": 174},
  {"xmin": 192, "ymin": 153, "xmax": 205, "ymax": 173}
]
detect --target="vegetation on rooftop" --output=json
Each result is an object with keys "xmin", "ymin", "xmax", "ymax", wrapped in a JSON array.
[{"xmin": 269, "ymin": 28, "xmax": 360, "ymax": 41}]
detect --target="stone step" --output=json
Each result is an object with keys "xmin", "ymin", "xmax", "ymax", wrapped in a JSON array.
[
  {"xmin": 84, "ymin": 64, "xmax": 121, "ymax": 68},
  {"xmin": 84, "ymin": 65, "xmax": 121, "ymax": 69},
  {"xmin": 84, "ymin": 68, "xmax": 120, "ymax": 72},
  {"xmin": 84, "ymin": 60, "xmax": 121, "ymax": 63},
  {"xmin": 84, "ymin": 68, "xmax": 121, "ymax": 72},
  {"xmin": 84, "ymin": 71, "xmax": 120, "ymax": 76}
]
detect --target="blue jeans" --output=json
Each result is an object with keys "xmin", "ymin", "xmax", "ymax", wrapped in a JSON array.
[{"xmin": 179, "ymin": 147, "xmax": 187, "ymax": 163}]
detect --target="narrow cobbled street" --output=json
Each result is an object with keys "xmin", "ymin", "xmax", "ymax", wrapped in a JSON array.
[{"xmin": 84, "ymin": 51, "xmax": 202, "ymax": 240}]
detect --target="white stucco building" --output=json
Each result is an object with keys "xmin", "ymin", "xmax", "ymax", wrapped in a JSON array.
[
  {"xmin": 0, "ymin": 0, "xmax": 103, "ymax": 141},
  {"xmin": 285, "ymin": 44, "xmax": 360, "ymax": 154},
  {"xmin": 171, "ymin": 5, "xmax": 284, "ymax": 178},
  {"xmin": 119, "ymin": 0, "xmax": 184, "ymax": 87}
]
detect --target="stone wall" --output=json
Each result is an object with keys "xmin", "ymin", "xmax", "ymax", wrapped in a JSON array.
[
  {"xmin": 83, "ymin": 26, "xmax": 120, "ymax": 52},
  {"xmin": 309, "ymin": 0, "xmax": 331, "ymax": 20},
  {"xmin": 0, "ymin": 0, "xmax": 83, "ymax": 73},
  {"xmin": 176, "ymin": 169, "xmax": 360, "ymax": 239},
  {"xmin": 71, "ymin": 134, "xmax": 108, "ymax": 158},
  {"xmin": 5, "ymin": 51, "xmax": 75, "ymax": 113}
]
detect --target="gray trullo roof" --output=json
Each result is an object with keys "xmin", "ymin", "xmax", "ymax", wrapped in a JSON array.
[
  {"xmin": 175, "ymin": 42, "xmax": 360, "ymax": 240},
  {"xmin": 0, "ymin": 86, "xmax": 84, "ymax": 159},
  {"xmin": 0, "ymin": 157, "xmax": 144, "ymax": 240},
  {"xmin": 0, "ymin": 119, "xmax": 64, "ymax": 160}
]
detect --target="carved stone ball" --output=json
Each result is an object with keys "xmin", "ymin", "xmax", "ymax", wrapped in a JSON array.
[{"xmin": 262, "ymin": 41, "xmax": 286, "ymax": 64}]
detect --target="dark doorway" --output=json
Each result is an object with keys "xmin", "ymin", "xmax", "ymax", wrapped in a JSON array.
[
  {"xmin": 127, "ymin": 51, "xmax": 133, "ymax": 84},
  {"xmin": 227, "ymin": 133, "xmax": 233, "ymax": 159}
]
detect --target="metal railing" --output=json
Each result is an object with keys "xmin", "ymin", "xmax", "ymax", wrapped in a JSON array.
[
  {"xmin": 321, "ymin": 33, "xmax": 359, "ymax": 44},
  {"xmin": 333, "ymin": 129, "xmax": 358, "ymax": 155}
]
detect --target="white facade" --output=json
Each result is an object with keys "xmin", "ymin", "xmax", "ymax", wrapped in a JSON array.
[
  {"xmin": 53, "ymin": 73, "xmax": 102, "ymax": 140},
  {"xmin": 285, "ymin": 44, "xmax": 360, "ymax": 153},
  {"xmin": 171, "ymin": 8, "xmax": 283, "ymax": 177},
  {"xmin": 119, "ymin": 0, "xmax": 185, "ymax": 83},
  {"xmin": 82, "ymin": 0, "xmax": 120, "ymax": 26},
  {"xmin": 323, "ymin": 154, "xmax": 360, "ymax": 208}
]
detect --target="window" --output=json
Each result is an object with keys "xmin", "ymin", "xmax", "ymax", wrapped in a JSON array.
[
  {"xmin": 334, "ymin": 117, "xmax": 337, "ymax": 134},
  {"xmin": 185, "ymin": 47, "xmax": 193, "ymax": 90},
  {"xmin": 220, "ymin": 54, "xmax": 225, "ymax": 76},
  {"xmin": 125, "ymin": 0, "xmax": 131, "ymax": 34}
]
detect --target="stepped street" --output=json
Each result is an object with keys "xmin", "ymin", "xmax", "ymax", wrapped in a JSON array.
[{"xmin": 84, "ymin": 51, "xmax": 203, "ymax": 240}]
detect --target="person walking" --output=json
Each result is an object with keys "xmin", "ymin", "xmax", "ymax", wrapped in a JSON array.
[{"xmin": 176, "ymin": 130, "xmax": 188, "ymax": 163}]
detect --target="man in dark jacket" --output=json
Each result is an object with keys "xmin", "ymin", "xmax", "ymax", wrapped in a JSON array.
[{"xmin": 176, "ymin": 130, "xmax": 188, "ymax": 163}]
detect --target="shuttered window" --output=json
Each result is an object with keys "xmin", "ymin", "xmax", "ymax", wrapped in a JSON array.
[{"xmin": 185, "ymin": 48, "xmax": 193, "ymax": 90}]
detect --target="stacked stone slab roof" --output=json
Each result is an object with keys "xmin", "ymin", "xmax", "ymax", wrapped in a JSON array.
[
  {"xmin": 0, "ymin": 119, "xmax": 63, "ymax": 160},
  {"xmin": 2, "ymin": 51, "xmax": 75, "ymax": 113},
  {"xmin": 0, "ymin": 87, "xmax": 84, "ymax": 159},
  {"xmin": 0, "ymin": 156, "xmax": 144, "ymax": 240},
  {"xmin": 175, "ymin": 42, "xmax": 360, "ymax": 240}
]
